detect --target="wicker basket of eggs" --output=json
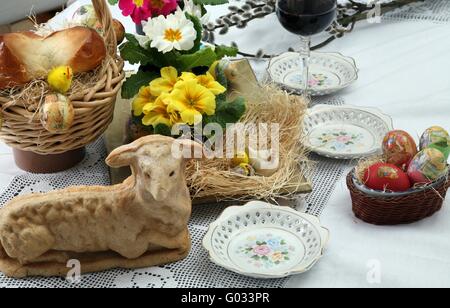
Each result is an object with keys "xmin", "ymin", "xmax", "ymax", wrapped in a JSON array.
[{"xmin": 347, "ymin": 126, "xmax": 450, "ymax": 225}]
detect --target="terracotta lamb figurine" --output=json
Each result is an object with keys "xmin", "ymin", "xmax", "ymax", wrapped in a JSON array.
[{"xmin": 0, "ymin": 135, "xmax": 202, "ymax": 278}]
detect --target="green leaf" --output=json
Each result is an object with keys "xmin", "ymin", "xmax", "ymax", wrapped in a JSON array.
[
  {"xmin": 120, "ymin": 41, "xmax": 155, "ymax": 66},
  {"xmin": 194, "ymin": 0, "xmax": 229, "ymax": 5},
  {"xmin": 204, "ymin": 97, "xmax": 247, "ymax": 128},
  {"xmin": 108, "ymin": 0, "xmax": 119, "ymax": 5},
  {"xmin": 124, "ymin": 33, "xmax": 140, "ymax": 46},
  {"xmin": 154, "ymin": 124, "xmax": 172, "ymax": 137},
  {"xmin": 121, "ymin": 71, "xmax": 159, "ymax": 99},
  {"xmin": 214, "ymin": 61, "xmax": 228, "ymax": 101},
  {"xmin": 176, "ymin": 47, "xmax": 217, "ymax": 72},
  {"xmin": 185, "ymin": 14, "xmax": 203, "ymax": 54},
  {"xmin": 120, "ymin": 39, "xmax": 178, "ymax": 69},
  {"xmin": 214, "ymin": 45, "xmax": 238, "ymax": 59}
]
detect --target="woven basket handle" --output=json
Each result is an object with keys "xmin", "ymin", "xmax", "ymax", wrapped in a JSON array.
[{"xmin": 92, "ymin": 0, "xmax": 117, "ymax": 56}]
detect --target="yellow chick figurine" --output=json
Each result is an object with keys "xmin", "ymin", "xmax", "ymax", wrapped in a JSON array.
[
  {"xmin": 47, "ymin": 66, "xmax": 73, "ymax": 94},
  {"xmin": 231, "ymin": 151, "xmax": 249, "ymax": 167}
]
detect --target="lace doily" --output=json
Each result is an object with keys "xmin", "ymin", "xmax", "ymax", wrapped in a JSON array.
[
  {"xmin": 384, "ymin": 0, "xmax": 450, "ymax": 23},
  {"xmin": 339, "ymin": 0, "xmax": 450, "ymax": 23}
]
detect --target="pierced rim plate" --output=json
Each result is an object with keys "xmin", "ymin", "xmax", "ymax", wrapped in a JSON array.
[
  {"xmin": 304, "ymin": 105, "xmax": 394, "ymax": 159},
  {"xmin": 203, "ymin": 201, "xmax": 329, "ymax": 279},
  {"xmin": 268, "ymin": 51, "xmax": 358, "ymax": 96}
]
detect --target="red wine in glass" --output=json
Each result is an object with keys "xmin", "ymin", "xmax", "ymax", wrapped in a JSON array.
[{"xmin": 276, "ymin": 0, "xmax": 337, "ymax": 95}]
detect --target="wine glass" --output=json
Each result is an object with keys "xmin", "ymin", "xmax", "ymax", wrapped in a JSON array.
[{"xmin": 276, "ymin": 0, "xmax": 337, "ymax": 97}]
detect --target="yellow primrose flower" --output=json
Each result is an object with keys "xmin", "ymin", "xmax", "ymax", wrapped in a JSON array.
[
  {"xmin": 197, "ymin": 72, "xmax": 226, "ymax": 95},
  {"xmin": 167, "ymin": 103, "xmax": 182, "ymax": 125},
  {"xmin": 142, "ymin": 93, "xmax": 172, "ymax": 128},
  {"xmin": 179, "ymin": 72, "xmax": 197, "ymax": 81},
  {"xmin": 179, "ymin": 71, "xmax": 226, "ymax": 95},
  {"xmin": 150, "ymin": 66, "xmax": 179, "ymax": 97},
  {"xmin": 132, "ymin": 86, "xmax": 155, "ymax": 116},
  {"xmin": 169, "ymin": 79, "xmax": 216, "ymax": 125}
]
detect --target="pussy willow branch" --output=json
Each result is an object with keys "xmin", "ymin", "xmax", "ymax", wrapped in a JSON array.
[{"xmin": 207, "ymin": 0, "xmax": 424, "ymax": 59}]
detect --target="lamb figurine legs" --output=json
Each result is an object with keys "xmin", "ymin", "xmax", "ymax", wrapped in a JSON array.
[{"xmin": 0, "ymin": 135, "xmax": 202, "ymax": 278}]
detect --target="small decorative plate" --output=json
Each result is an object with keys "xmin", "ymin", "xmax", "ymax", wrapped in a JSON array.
[
  {"xmin": 304, "ymin": 105, "xmax": 394, "ymax": 159},
  {"xmin": 268, "ymin": 51, "xmax": 358, "ymax": 96},
  {"xmin": 203, "ymin": 201, "xmax": 329, "ymax": 279}
]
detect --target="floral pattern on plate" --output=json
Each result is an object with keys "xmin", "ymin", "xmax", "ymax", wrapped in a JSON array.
[
  {"xmin": 237, "ymin": 234, "xmax": 296, "ymax": 269},
  {"xmin": 317, "ymin": 130, "xmax": 365, "ymax": 152},
  {"xmin": 288, "ymin": 73, "xmax": 332, "ymax": 88},
  {"xmin": 309, "ymin": 74, "xmax": 330, "ymax": 87}
]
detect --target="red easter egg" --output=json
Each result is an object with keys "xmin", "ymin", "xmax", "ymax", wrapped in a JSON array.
[
  {"xmin": 382, "ymin": 130, "xmax": 418, "ymax": 170},
  {"xmin": 363, "ymin": 163, "xmax": 411, "ymax": 192}
]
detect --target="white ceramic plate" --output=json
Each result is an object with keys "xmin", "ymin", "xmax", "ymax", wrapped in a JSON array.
[
  {"xmin": 203, "ymin": 201, "xmax": 329, "ymax": 279},
  {"xmin": 304, "ymin": 105, "xmax": 394, "ymax": 159},
  {"xmin": 268, "ymin": 51, "xmax": 358, "ymax": 96}
]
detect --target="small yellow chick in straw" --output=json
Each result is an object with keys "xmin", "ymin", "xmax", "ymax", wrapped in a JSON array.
[{"xmin": 47, "ymin": 66, "xmax": 73, "ymax": 94}]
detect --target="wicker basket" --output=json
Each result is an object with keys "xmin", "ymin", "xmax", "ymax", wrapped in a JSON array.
[
  {"xmin": 347, "ymin": 169, "xmax": 450, "ymax": 225},
  {"xmin": 0, "ymin": 0, "xmax": 125, "ymax": 158}
]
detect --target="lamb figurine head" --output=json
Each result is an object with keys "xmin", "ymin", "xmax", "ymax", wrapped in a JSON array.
[
  {"xmin": 107, "ymin": 135, "xmax": 203, "ymax": 202},
  {"xmin": 0, "ymin": 135, "xmax": 203, "ymax": 278}
]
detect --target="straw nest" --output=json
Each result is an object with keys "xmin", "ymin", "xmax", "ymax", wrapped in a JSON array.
[{"xmin": 186, "ymin": 85, "xmax": 311, "ymax": 202}]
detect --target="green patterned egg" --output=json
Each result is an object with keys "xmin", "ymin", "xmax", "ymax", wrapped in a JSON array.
[
  {"xmin": 420, "ymin": 126, "xmax": 450, "ymax": 160},
  {"xmin": 407, "ymin": 148, "xmax": 448, "ymax": 184}
]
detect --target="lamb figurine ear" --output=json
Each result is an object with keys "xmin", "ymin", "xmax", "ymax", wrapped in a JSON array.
[{"xmin": 106, "ymin": 144, "xmax": 138, "ymax": 168}]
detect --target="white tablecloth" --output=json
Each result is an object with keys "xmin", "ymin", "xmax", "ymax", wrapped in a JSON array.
[{"xmin": 1, "ymin": 0, "xmax": 449, "ymax": 288}]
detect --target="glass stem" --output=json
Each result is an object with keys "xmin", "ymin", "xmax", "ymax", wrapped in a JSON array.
[{"xmin": 299, "ymin": 36, "xmax": 311, "ymax": 99}]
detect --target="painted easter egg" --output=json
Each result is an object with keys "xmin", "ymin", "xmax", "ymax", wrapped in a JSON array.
[
  {"xmin": 94, "ymin": 19, "xmax": 126, "ymax": 44},
  {"xmin": 363, "ymin": 163, "xmax": 411, "ymax": 192},
  {"xmin": 407, "ymin": 148, "xmax": 448, "ymax": 184},
  {"xmin": 72, "ymin": 4, "xmax": 97, "ymax": 27},
  {"xmin": 40, "ymin": 94, "xmax": 74, "ymax": 133},
  {"xmin": 419, "ymin": 126, "xmax": 450, "ymax": 160},
  {"xmin": 382, "ymin": 130, "xmax": 418, "ymax": 169}
]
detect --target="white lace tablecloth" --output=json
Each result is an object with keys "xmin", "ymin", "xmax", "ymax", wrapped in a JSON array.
[{"xmin": 1, "ymin": 0, "xmax": 450, "ymax": 288}]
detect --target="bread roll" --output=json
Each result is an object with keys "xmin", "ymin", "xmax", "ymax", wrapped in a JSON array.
[{"xmin": 0, "ymin": 27, "xmax": 107, "ymax": 89}]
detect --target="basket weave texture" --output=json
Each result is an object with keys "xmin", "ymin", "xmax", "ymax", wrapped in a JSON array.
[
  {"xmin": 347, "ymin": 170, "xmax": 450, "ymax": 225},
  {"xmin": 0, "ymin": 0, "xmax": 125, "ymax": 154}
]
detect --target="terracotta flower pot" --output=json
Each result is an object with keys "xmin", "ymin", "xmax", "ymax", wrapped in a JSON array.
[{"xmin": 13, "ymin": 147, "xmax": 86, "ymax": 173}]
